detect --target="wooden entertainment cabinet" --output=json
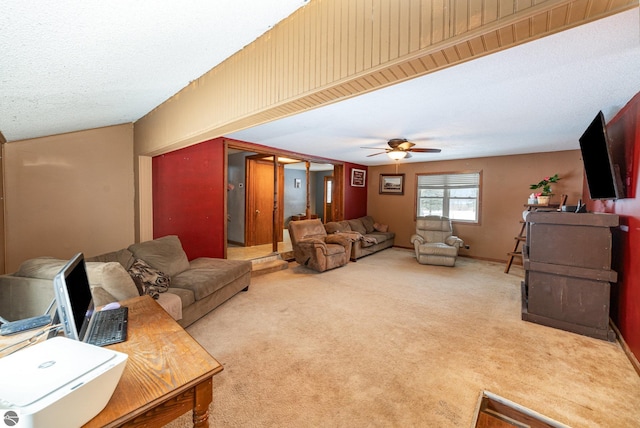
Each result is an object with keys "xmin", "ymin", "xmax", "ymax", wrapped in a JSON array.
[{"xmin": 521, "ymin": 211, "xmax": 619, "ymax": 341}]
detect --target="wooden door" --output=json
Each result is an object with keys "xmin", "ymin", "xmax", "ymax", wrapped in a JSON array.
[
  {"xmin": 247, "ymin": 159, "xmax": 273, "ymax": 246},
  {"xmin": 246, "ymin": 158, "xmax": 284, "ymax": 247}
]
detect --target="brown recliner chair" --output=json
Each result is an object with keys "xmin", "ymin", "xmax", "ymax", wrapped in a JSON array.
[
  {"xmin": 288, "ymin": 219, "xmax": 352, "ymax": 272},
  {"xmin": 410, "ymin": 216, "xmax": 464, "ymax": 266}
]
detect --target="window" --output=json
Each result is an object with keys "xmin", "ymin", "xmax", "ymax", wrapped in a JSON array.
[{"xmin": 416, "ymin": 172, "xmax": 481, "ymax": 222}]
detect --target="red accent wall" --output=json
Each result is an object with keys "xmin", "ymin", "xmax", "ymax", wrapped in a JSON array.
[
  {"xmin": 344, "ymin": 163, "xmax": 368, "ymax": 219},
  {"xmin": 153, "ymin": 141, "xmax": 367, "ymax": 259},
  {"xmin": 153, "ymin": 138, "xmax": 225, "ymax": 259},
  {"xmin": 586, "ymin": 92, "xmax": 640, "ymax": 360}
]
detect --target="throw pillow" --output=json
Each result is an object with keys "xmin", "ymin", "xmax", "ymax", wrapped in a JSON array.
[
  {"xmin": 89, "ymin": 262, "xmax": 141, "ymax": 302},
  {"xmin": 374, "ymin": 222, "xmax": 389, "ymax": 232},
  {"xmin": 130, "ymin": 275, "xmax": 145, "ymax": 296},
  {"xmin": 128, "ymin": 235, "xmax": 190, "ymax": 277},
  {"xmin": 127, "ymin": 258, "xmax": 170, "ymax": 299}
]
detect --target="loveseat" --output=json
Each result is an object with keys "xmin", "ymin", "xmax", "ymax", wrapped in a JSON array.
[
  {"xmin": 323, "ymin": 216, "xmax": 395, "ymax": 260},
  {"xmin": 0, "ymin": 235, "xmax": 251, "ymax": 328}
]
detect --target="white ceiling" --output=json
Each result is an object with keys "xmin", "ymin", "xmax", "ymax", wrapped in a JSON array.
[{"xmin": 1, "ymin": 2, "xmax": 639, "ymax": 167}]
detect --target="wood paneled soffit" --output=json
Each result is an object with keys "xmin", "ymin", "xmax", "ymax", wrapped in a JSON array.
[
  {"xmin": 135, "ymin": 0, "xmax": 637, "ymax": 156},
  {"xmin": 279, "ymin": 0, "xmax": 638, "ymax": 121}
]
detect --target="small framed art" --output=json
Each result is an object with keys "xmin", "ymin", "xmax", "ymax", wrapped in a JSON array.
[
  {"xmin": 379, "ymin": 174, "xmax": 405, "ymax": 195},
  {"xmin": 351, "ymin": 168, "xmax": 366, "ymax": 187}
]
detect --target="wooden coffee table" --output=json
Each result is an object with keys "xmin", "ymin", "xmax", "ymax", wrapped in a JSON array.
[{"xmin": 83, "ymin": 295, "xmax": 223, "ymax": 428}]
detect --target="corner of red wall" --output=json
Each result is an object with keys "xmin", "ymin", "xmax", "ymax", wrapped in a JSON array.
[
  {"xmin": 585, "ymin": 92, "xmax": 640, "ymax": 360},
  {"xmin": 344, "ymin": 163, "xmax": 368, "ymax": 219},
  {"xmin": 152, "ymin": 138, "xmax": 226, "ymax": 259}
]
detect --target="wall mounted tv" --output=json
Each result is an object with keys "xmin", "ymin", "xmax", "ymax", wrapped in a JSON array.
[{"xmin": 578, "ymin": 111, "xmax": 625, "ymax": 200}]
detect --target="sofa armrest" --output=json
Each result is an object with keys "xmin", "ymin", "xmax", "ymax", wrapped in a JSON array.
[
  {"xmin": 156, "ymin": 292, "xmax": 182, "ymax": 321},
  {"xmin": 445, "ymin": 235, "xmax": 464, "ymax": 249},
  {"xmin": 297, "ymin": 238, "xmax": 327, "ymax": 247},
  {"xmin": 410, "ymin": 234, "xmax": 425, "ymax": 245},
  {"xmin": 0, "ymin": 275, "xmax": 54, "ymax": 321},
  {"xmin": 325, "ymin": 234, "xmax": 352, "ymax": 249}
]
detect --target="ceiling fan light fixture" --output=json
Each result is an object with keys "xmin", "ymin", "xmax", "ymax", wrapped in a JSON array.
[{"xmin": 387, "ymin": 150, "xmax": 407, "ymax": 160}]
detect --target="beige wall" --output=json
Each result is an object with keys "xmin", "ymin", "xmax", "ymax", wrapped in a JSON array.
[
  {"xmin": 367, "ymin": 150, "xmax": 584, "ymax": 263},
  {"xmin": 4, "ymin": 124, "xmax": 135, "ymax": 272}
]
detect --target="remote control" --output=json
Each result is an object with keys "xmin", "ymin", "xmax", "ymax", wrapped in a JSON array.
[{"xmin": 0, "ymin": 314, "xmax": 52, "ymax": 336}]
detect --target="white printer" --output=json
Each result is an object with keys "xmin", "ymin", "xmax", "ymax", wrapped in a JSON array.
[{"xmin": 0, "ymin": 336, "xmax": 127, "ymax": 428}]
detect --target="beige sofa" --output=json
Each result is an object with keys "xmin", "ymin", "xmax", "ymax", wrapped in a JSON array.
[
  {"xmin": 0, "ymin": 235, "xmax": 251, "ymax": 327},
  {"xmin": 324, "ymin": 216, "xmax": 395, "ymax": 260}
]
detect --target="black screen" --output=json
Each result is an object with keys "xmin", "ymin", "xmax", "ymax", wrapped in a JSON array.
[
  {"xmin": 65, "ymin": 255, "xmax": 93, "ymax": 335},
  {"xmin": 578, "ymin": 111, "xmax": 621, "ymax": 200}
]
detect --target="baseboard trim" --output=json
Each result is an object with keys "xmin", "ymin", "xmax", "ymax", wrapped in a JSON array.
[
  {"xmin": 392, "ymin": 245, "xmax": 507, "ymax": 264},
  {"xmin": 611, "ymin": 320, "xmax": 640, "ymax": 377}
]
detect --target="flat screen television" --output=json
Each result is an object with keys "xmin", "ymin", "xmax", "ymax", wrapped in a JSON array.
[{"xmin": 578, "ymin": 111, "xmax": 624, "ymax": 200}]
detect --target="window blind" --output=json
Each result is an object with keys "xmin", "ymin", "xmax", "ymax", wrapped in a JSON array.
[{"xmin": 417, "ymin": 173, "xmax": 479, "ymax": 188}]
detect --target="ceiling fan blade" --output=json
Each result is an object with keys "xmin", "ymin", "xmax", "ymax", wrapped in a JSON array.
[
  {"xmin": 397, "ymin": 141, "xmax": 415, "ymax": 151},
  {"xmin": 366, "ymin": 151, "xmax": 387, "ymax": 157},
  {"xmin": 409, "ymin": 148, "xmax": 442, "ymax": 153},
  {"xmin": 361, "ymin": 147, "xmax": 391, "ymax": 150}
]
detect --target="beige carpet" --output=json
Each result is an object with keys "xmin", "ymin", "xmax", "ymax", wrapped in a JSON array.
[{"xmin": 165, "ymin": 249, "xmax": 640, "ymax": 427}]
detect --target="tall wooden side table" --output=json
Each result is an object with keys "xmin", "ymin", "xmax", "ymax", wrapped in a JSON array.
[{"xmin": 521, "ymin": 211, "xmax": 619, "ymax": 341}]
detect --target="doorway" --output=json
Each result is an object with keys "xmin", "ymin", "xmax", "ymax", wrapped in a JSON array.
[
  {"xmin": 226, "ymin": 144, "xmax": 341, "ymax": 260},
  {"xmin": 246, "ymin": 157, "xmax": 284, "ymax": 247}
]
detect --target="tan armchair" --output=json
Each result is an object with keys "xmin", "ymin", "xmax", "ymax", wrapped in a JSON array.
[
  {"xmin": 410, "ymin": 216, "xmax": 464, "ymax": 266},
  {"xmin": 288, "ymin": 219, "xmax": 352, "ymax": 272}
]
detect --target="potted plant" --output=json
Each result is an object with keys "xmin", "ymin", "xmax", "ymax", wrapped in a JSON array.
[{"xmin": 530, "ymin": 173, "xmax": 560, "ymax": 205}]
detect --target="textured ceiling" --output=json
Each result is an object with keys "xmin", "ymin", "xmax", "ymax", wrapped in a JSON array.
[
  {"xmin": 0, "ymin": 2, "xmax": 638, "ymax": 167},
  {"xmin": 0, "ymin": 0, "xmax": 308, "ymax": 141}
]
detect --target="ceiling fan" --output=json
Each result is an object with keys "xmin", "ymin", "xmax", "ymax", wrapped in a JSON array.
[{"xmin": 361, "ymin": 138, "xmax": 441, "ymax": 160}]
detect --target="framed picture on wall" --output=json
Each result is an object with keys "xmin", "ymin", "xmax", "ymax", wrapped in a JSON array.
[
  {"xmin": 351, "ymin": 168, "xmax": 366, "ymax": 187},
  {"xmin": 379, "ymin": 174, "xmax": 405, "ymax": 195}
]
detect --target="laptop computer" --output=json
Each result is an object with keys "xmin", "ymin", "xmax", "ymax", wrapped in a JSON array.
[{"xmin": 52, "ymin": 253, "xmax": 128, "ymax": 346}]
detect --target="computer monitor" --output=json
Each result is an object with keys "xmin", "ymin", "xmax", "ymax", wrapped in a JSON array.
[{"xmin": 52, "ymin": 253, "xmax": 95, "ymax": 341}]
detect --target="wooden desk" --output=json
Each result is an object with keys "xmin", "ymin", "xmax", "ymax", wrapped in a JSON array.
[
  {"xmin": 0, "ymin": 323, "xmax": 52, "ymax": 358},
  {"xmin": 83, "ymin": 296, "xmax": 223, "ymax": 428}
]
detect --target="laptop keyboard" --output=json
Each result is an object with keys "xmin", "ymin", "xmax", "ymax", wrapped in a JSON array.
[
  {"xmin": 86, "ymin": 307, "xmax": 128, "ymax": 346},
  {"xmin": 0, "ymin": 314, "xmax": 52, "ymax": 336}
]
